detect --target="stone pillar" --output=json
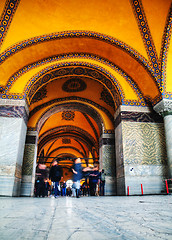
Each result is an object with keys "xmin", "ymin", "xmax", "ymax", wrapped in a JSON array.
[
  {"xmin": 114, "ymin": 108, "xmax": 125, "ymax": 195},
  {"xmin": 154, "ymin": 99, "xmax": 172, "ymax": 178},
  {"xmin": 0, "ymin": 99, "xmax": 28, "ymax": 196},
  {"xmin": 115, "ymin": 105, "xmax": 167, "ymax": 195},
  {"xmin": 99, "ymin": 133, "xmax": 116, "ymax": 195},
  {"xmin": 21, "ymin": 130, "xmax": 38, "ymax": 196}
]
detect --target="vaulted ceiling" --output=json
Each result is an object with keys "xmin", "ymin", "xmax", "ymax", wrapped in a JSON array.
[{"xmin": 0, "ymin": 0, "xmax": 171, "ymax": 171}]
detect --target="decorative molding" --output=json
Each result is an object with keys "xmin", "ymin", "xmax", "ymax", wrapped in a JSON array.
[
  {"xmin": 29, "ymin": 97, "xmax": 114, "ymax": 125},
  {"xmin": 47, "ymin": 146, "xmax": 85, "ymax": 160},
  {"xmin": 0, "ymin": 0, "xmax": 20, "ymax": 48},
  {"xmin": 0, "ymin": 105, "xmax": 28, "ymax": 124},
  {"xmin": 0, "ymin": 31, "xmax": 153, "ymax": 77},
  {"xmin": 36, "ymin": 102, "xmax": 104, "ymax": 135},
  {"xmin": 27, "ymin": 64, "xmax": 121, "ymax": 108},
  {"xmin": 114, "ymin": 105, "xmax": 151, "ymax": 120},
  {"xmin": 160, "ymin": 3, "xmax": 172, "ymax": 97},
  {"xmin": 154, "ymin": 99, "xmax": 172, "ymax": 115},
  {"xmin": 114, "ymin": 111, "xmax": 163, "ymax": 128},
  {"xmin": 0, "ymin": 98, "xmax": 29, "ymax": 115},
  {"xmin": 131, "ymin": 0, "xmax": 160, "ymax": 83},
  {"xmin": 38, "ymin": 125, "xmax": 98, "ymax": 155},
  {"xmin": 0, "ymin": 31, "xmax": 157, "ymax": 103}
]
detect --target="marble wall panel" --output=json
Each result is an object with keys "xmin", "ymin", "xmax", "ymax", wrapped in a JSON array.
[
  {"xmin": 125, "ymin": 176, "xmax": 164, "ymax": 195},
  {"xmin": 0, "ymin": 117, "xmax": 27, "ymax": 196},
  {"xmin": 0, "ymin": 176, "xmax": 15, "ymax": 196},
  {"xmin": 104, "ymin": 176, "xmax": 116, "ymax": 196},
  {"xmin": 0, "ymin": 117, "xmax": 27, "ymax": 165},
  {"xmin": 122, "ymin": 122, "xmax": 167, "ymax": 165}
]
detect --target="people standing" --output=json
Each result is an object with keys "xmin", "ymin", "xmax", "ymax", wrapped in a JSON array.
[
  {"xmin": 100, "ymin": 169, "xmax": 106, "ymax": 196},
  {"xmin": 49, "ymin": 160, "xmax": 63, "ymax": 198},
  {"xmin": 62, "ymin": 181, "xmax": 66, "ymax": 196},
  {"xmin": 35, "ymin": 163, "xmax": 48, "ymax": 197},
  {"xmin": 72, "ymin": 158, "xmax": 83, "ymax": 198},
  {"xmin": 89, "ymin": 164, "xmax": 100, "ymax": 196}
]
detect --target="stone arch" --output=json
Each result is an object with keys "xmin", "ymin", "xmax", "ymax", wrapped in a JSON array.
[{"xmin": 36, "ymin": 102, "xmax": 109, "ymax": 135}]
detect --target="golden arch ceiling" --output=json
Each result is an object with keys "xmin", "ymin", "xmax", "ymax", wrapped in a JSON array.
[{"xmin": 0, "ymin": 0, "xmax": 171, "ymax": 168}]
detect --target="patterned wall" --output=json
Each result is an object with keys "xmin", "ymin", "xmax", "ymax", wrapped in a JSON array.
[
  {"xmin": 122, "ymin": 122, "xmax": 167, "ymax": 165},
  {"xmin": 22, "ymin": 144, "xmax": 35, "ymax": 175}
]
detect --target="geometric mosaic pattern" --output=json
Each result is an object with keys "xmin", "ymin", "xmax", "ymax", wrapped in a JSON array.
[
  {"xmin": 122, "ymin": 122, "xmax": 167, "ymax": 165},
  {"xmin": 62, "ymin": 111, "xmax": 75, "ymax": 121}
]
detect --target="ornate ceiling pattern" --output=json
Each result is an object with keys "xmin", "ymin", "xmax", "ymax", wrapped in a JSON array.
[{"xmin": 0, "ymin": 0, "xmax": 171, "ymax": 168}]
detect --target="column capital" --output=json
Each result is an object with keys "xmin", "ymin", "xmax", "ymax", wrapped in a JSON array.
[{"xmin": 153, "ymin": 99, "xmax": 172, "ymax": 116}]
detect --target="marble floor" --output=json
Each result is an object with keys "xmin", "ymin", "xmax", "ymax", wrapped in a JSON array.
[{"xmin": 0, "ymin": 195, "xmax": 172, "ymax": 240}]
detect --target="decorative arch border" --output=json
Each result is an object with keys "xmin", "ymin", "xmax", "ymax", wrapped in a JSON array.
[
  {"xmin": 2, "ymin": 55, "xmax": 147, "ymax": 107},
  {"xmin": 130, "ymin": 0, "xmax": 160, "ymax": 83},
  {"xmin": 46, "ymin": 146, "xmax": 86, "ymax": 159},
  {"xmin": 38, "ymin": 126, "xmax": 97, "ymax": 155},
  {"xmin": 0, "ymin": 30, "xmax": 153, "ymax": 75},
  {"xmin": 45, "ymin": 137, "xmax": 87, "ymax": 157},
  {"xmin": 39, "ymin": 132, "xmax": 93, "ymax": 158},
  {"xmin": 26, "ymin": 63, "xmax": 123, "ymax": 107},
  {"xmin": 0, "ymin": 30, "xmax": 160, "ymax": 104},
  {"xmin": 29, "ymin": 97, "xmax": 114, "ymax": 131},
  {"xmin": 0, "ymin": 0, "xmax": 20, "ymax": 48},
  {"xmin": 160, "ymin": 3, "xmax": 172, "ymax": 99},
  {"xmin": 36, "ymin": 102, "xmax": 105, "ymax": 136}
]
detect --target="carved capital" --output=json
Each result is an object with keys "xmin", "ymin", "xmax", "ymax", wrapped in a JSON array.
[{"xmin": 153, "ymin": 99, "xmax": 172, "ymax": 116}]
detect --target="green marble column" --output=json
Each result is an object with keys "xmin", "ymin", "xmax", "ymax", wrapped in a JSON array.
[
  {"xmin": 99, "ymin": 133, "xmax": 116, "ymax": 195},
  {"xmin": 20, "ymin": 130, "xmax": 38, "ymax": 196}
]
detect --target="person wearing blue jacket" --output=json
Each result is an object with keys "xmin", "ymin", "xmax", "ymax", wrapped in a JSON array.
[{"xmin": 72, "ymin": 158, "xmax": 83, "ymax": 198}]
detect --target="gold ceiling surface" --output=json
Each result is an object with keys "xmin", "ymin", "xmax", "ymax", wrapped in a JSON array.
[{"xmin": 0, "ymin": 0, "xmax": 171, "ymax": 168}]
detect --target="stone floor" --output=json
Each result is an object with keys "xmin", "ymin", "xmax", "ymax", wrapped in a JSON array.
[{"xmin": 0, "ymin": 195, "xmax": 172, "ymax": 240}]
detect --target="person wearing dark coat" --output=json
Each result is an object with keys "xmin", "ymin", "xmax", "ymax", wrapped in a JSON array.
[
  {"xmin": 35, "ymin": 163, "xmax": 48, "ymax": 197},
  {"xmin": 89, "ymin": 164, "xmax": 100, "ymax": 196},
  {"xmin": 49, "ymin": 160, "xmax": 63, "ymax": 198}
]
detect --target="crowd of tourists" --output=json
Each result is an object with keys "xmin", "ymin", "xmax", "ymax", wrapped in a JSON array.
[{"xmin": 34, "ymin": 158, "xmax": 106, "ymax": 198}]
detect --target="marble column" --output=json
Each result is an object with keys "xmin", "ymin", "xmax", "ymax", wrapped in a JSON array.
[
  {"xmin": 154, "ymin": 99, "xmax": 172, "ymax": 178},
  {"xmin": 99, "ymin": 133, "xmax": 116, "ymax": 195},
  {"xmin": 0, "ymin": 99, "xmax": 29, "ymax": 196},
  {"xmin": 21, "ymin": 130, "xmax": 38, "ymax": 196}
]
